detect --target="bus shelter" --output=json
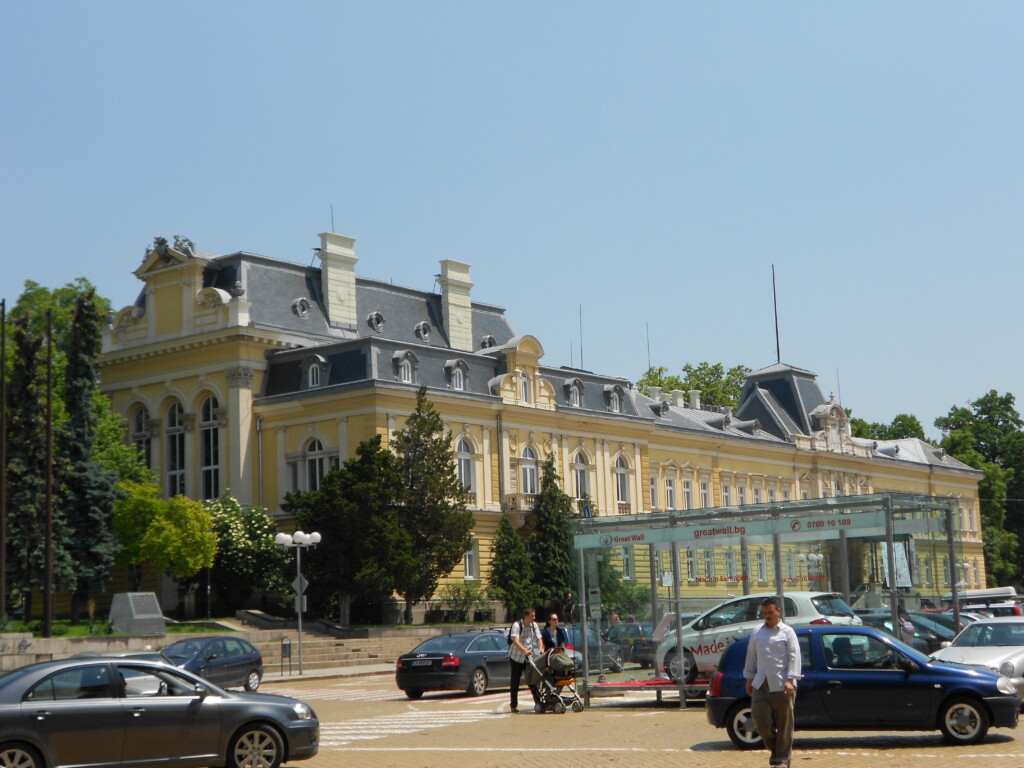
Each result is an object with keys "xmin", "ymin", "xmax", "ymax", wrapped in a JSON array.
[{"xmin": 571, "ymin": 492, "xmax": 968, "ymax": 706}]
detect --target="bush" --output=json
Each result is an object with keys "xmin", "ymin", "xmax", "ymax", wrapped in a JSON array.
[{"xmin": 439, "ymin": 582, "xmax": 487, "ymax": 622}]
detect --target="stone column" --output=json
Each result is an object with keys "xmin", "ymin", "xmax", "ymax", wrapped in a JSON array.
[{"xmin": 225, "ymin": 366, "xmax": 254, "ymax": 504}]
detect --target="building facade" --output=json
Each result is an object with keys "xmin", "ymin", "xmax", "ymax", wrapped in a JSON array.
[{"xmin": 98, "ymin": 233, "xmax": 985, "ymax": 616}]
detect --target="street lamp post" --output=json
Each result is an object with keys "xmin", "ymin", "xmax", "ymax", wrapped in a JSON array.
[{"xmin": 275, "ymin": 530, "xmax": 321, "ymax": 675}]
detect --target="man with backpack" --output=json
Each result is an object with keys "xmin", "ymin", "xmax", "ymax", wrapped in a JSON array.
[{"xmin": 507, "ymin": 607, "xmax": 543, "ymax": 713}]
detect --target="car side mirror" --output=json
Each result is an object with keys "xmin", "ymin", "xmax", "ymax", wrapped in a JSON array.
[
  {"xmin": 939, "ymin": 641, "xmax": 951, "ymax": 649},
  {"xmin": 899, "ymin": 658, "xmax": 919, "ymax": 674},
  {"xmin": 194, "ymin": 683, "xmax": 209, "ymax": 698}
]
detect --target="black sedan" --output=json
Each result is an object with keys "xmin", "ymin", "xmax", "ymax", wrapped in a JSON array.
[
  {"xmin": 0, "ymin": 656, "xmax": 318, "ymax": 768},
  {"xmin": 161, "ymin": 635, "xmax": 264, "ymax": 691},
  {"xmin": 706, "ymin": 625, "xmax": 1020, "ymax": 748},
  {"xmin": 605, "ymin": 622, "xmax": 657, "ymax": 668},
  {"xmin": 565, "ymin": 625, "xmax": 624, "ymax": 673},
  {"xmin": 395, "ymin": 630, "xmax": 511, "ymax": 699}
]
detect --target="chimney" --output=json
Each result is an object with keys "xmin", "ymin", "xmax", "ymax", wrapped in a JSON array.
[
  {"xmin": 648, "ymin": 386, "xmax": 663, "ymax": 401},
  {"xmin": 670, "ymin": 389, "xmax": 687, "ymax": 407},
  {"xmin": 438, "ymin": 259, "xmax": 473, "ymax": 351},
  {"xmin": 317, "ymin": 232, "xmax": 358, "ymax": 329},
  {"xmin": 689, "ymin": 389, "xmax": 702, "ymax": 409}
]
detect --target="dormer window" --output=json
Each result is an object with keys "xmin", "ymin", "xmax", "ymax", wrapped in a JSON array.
[
  {"xmin": 415, "ymin": 321, "xmax": 431, "ymax": 341},
  {"xmin": 480, "ymin": 334, "xmax": 496, "ymax": 349},
  {"xmin": 605, "ymin": 384, "xmax": 625, "ymax": 413},
  {"xmin": 444, "ymin": 359, "xmax": 469, "ymax": 391},
  {"xmin": 392, "ymin": 351, "xmax": 418, "ymax": 384},
  {"xmin": 301, "ymin": 355, "xmax": 329, "ymax": 390},
  {"xmin": 570, "ymin": 385, "xmax": 581, "ymax": 407}
]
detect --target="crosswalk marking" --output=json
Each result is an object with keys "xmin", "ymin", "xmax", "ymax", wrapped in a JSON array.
[
  {"xmin": 318, "ymin": 710, "xmax": 504, "ymax": 746},
  {"xmin": 268, "ymin": 685, "xmax": 508, "ymax": 704}
]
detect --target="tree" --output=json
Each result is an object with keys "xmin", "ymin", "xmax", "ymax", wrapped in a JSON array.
[
  {"xmin": 4, "ymin": 312, "xmax": 75, "ymax": 621},
  {"xmin": 59, "ymin": 289, "xmax": 121, "ymax": 622},
  {"xmin": 283, "ymin": 436, "xmax": 410, "ymax": 625},
  {"xmin": 529, "ymin": 456, "xmax": 575, "ymax": 610},
  {"xmin": 91, "ymin": 392, "xmax": 155, "ymax": 484},
  {"xmin": 205, "ymin": 496, "xmax": 290, "ymax": 614},
  {"xmin": 390, "ymin": 387, "xmax": 474, "ymax": 624},
  {"xmin": 850, "ymin": 413, "xmax": 926, "ymax": 441},
  {"xmin": 488, "ymin": 510, "xmax": 539, "ymax": 619},
  {"xmin": 112, "ymin": 482, "xmax": 217, "ymax": 589},
  {"xmin": 637, "ymin": 362, "xmax": 751, "ymax": 408},
  {"xmin": 936, "ymin": 392, "xmax": 1023, "ymax": 588}
]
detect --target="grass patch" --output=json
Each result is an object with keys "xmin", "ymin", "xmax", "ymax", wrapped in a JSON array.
[{"xmin": 1, "ymin": 618, "xmax": 238, "ymax": 638}]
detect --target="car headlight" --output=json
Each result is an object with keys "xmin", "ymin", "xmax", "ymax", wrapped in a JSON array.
[
  {"xmin": 996, "ymin": 676, "xmax": 1017, "ymax": 696},
  {"xmin": 998, "ymin": 662, "xmax": 1016, "ymax": 678},
  {"xmin": 292, "ymin": 701, "xmax": 315, "ymax": 720}
]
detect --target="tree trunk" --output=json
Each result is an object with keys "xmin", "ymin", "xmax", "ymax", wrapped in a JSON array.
[{"xmin": 404, "ymin": 598, "xmax": 414, "ymax": 625}]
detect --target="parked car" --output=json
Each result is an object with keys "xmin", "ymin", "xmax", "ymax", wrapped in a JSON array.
[
  {"xmin": 930, "ymin": 616, "xmax": 1024, "ymax": 698},
  {"xmin": 565, "ymin": 625, "xmax": 624, "ymax": 672},
  {"xmin": 605, "ymin": 622, "xmax": 657, "ymax": 667},
  {"xmin": 706, "ymin": 625, "xmax": 1020, "ymax": 748},
  {"xmin": 160, "ymin": 635, "xmax": 264, "ymax": 691},
  {"xmin": 656, "ymin": 591, "xmax": 861, "ymax": 683},
  {"xmin": 855, "ymin": 612, "xmax": 953, "ymax": 654},
  {"xmin": 395, "ymin": 630, "xmax": 510, "ymax": 699},
  {"xmin": 0, "ymin": 656, "xmax": 318, "ymax": 768},
  {"xmin": 911, "ymin": 609, "xmax": 982, "ymax": 634}
]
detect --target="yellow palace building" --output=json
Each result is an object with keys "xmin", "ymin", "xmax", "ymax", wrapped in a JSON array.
[{"xmin": 99, "ymin": 233, "xmax": 985, "ymax": 618}]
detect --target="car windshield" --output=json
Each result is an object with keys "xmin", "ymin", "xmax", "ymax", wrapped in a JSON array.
[
  {"xmin": 161, "ymin": 638, "xmax": 207, "ymax": 659},
  {"xmin": 953, "ymin": 622, "xmax": 1024, "ymax": 647},
  {"xmin": 411, "ymin": 635, "xmax": 464, "ymax": 654},
  {"xmin": 811, "ymin": 595, "xmax": 856, "ymax": 618}
]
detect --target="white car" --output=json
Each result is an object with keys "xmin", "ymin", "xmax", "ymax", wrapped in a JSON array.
[
  {"xmin": 930, "ymin": 616, "xmax": 1024, "ymax": 698},
  {"xmin": 656, "ymin": 591, "xmax": 861, "ymax": 682}
]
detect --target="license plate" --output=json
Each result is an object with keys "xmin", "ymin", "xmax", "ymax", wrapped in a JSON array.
[{"xmin": 411, "ymin": 659, "xmax": 432, "ymax": 666}]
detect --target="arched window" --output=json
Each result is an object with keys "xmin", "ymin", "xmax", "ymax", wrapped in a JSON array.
[
  {"xmin": 521, "ymin": 446, "xmax": 538, "ymax": 495},
  {"xmin": 520, "ymin": 374, "xmax": 531, "ymax": 404},
  {"xmin": 131, "ymin": 406, "xmax": 152, "ymax": 468},
  {"xmin": 306, "ymin": 439, "xmax": 327, "ymax": 491},
  {"xmin": 399, "ymin": 358, "xmax": 413, "ymax": 384},
  {"xmin": 614, "ymin": 456, "xmax": 630, "ymax": 504},
  {"xmin": 570, "ymin": 384, "xmax": 581, "ymax": 407},
  {"xmin": 166, "ymin": 401, "xmax": 186, "ymax": 496},
  {"xmin": 308, "ymin": 365, "xmax": 321, "ymax": 388},
  {"xmin": 451, "ymin": 367, "xmax": 464, "ymax": 391},
  {"xmin": 573, "ymin": 453, "xmax": 588, "ymax": 500},
  {"xmin": 456, "ymin": 439, "xmax": 474, "ymax": 491},
  {"xmin": 609, "ymin": 390, "xmax": 621, "ymax": 413},
  {"xmin": 199, "ymin": 396, "xmax": 221, "ymax": 500}
]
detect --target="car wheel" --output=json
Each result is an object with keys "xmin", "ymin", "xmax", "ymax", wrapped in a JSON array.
[
  {"xmin": 725, "ymin": 702, "xmax": 763, "ymax": 750},
  {"xmin": 228, "ymin": 724, "xmax": 284, "ymax": 768},
  {"xmin": 0, "ymin": 743, "xmax": 44, "ymax": 768},
  {"xmin": 244, "ymin": 669, "xmax": 262, "ymax": 692},
  {"xmin": 404, "ymin": 688, "xmax": 424, "ymax": 700},
  {"xmin": 666, "ymin": 649, "xmax": 697, "ymax": 684},
  {"xmin": 939, "ymin": 696, "xmax": 990, "ymax": 744},
  {"xmin": 467, "ymin": 668, "xmax": 488, "ymax": 696}
]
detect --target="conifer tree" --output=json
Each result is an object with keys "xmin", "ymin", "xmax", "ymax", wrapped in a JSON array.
[
  {"xmin": 488, "ymin": 510, "xmax": 539, "ymax": 618},
  {"xmin": 530, "ymin": 456, "xmax": 575, "ymax": 610}
]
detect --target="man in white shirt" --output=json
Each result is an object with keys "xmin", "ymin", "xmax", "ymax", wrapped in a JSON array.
[
  {"xmin": 744, "ymin": 596, "xmax": 801, "ymax": 768},
  {"xmin": 508, "ymin": 607, "xmax": 543, "ymax": 712}
]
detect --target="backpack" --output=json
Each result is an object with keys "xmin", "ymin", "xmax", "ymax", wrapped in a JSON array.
[{"xmin": 506, "ymin": 619, "xmax": 523, "ymax": 647}]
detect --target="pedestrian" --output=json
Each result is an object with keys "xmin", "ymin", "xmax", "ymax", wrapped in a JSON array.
[
  {"xmin": 743, "ymin": 596, "xmax": 801, "ymax": 768},
  {"xmin": 508, "ymin": 607, "xmax": 543, "ymax": 713},
  {"xmin": 563, "ymin": 592, "xmax": 576, "ymax": 623},
  {"xmin": 540, "ymin": 611, "xmax": 568, "ymax": 651}
]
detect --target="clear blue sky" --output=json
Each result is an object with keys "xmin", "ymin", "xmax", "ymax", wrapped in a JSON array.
[{"xmin": 3, "ymin": 3, "xmax": 1021, "ymax": 437}]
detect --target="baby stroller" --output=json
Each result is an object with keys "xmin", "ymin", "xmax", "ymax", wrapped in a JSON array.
[{"xmin": 526, "ymin": 647, "xmax": 584, "ymax": 713}]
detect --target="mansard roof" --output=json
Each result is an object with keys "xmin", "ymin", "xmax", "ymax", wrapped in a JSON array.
[{"xmin": 736, "ymin": 362, "xmax": 828, "ymax": 439}]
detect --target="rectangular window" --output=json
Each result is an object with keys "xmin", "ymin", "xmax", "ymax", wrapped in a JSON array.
[
  {"xmin": 753, "ymin": 488, "xmax": 761, "ymax": 504},
  {"xmin": 722, "ymin": 486, "xmax": 732, "ymax": 506},
  {"xmin": 200, "ymin": 425, "xmax": 220, "ymax": 500},
  {"xmin": 768, "ymin": 489, "xmax": 776, "ymax": 503},
  {"xmin": 665, "ymin": 478, "xmax": 676, "ymax": 510},
  {"xmin": 464, "ymin": 541, "xmax": 479, "ymax": 580},
  {"xmin": 703, "ymin": 549, "xmax": 715, "ymax": 580},
  {"xmin": 725, "ymin": 550, "xmax": 737, "ymax": 580},
  {"xmin": 167, "ymin": 432, "xmax": 185, "ymax": 497},
  {"xmin": 686, "ymin": 549, "xmax": 697, "ymax": 581},
  {"xmin": 783, "ymin": 490, "xmax": 791, "ymax": 501},
  {"xmin": 923, "ymin": 556, "xmax": 932, "ymax": 587},
  {"xmin": 943, "ymin": 557, "xmax": 950, "ymax": 586},
  {"xmin": 757, "ymin": 551, "xmax": 767, "ymax": 582},
  {"xmin": 785, "ymin": 552, "xmax": 796, "ymax": 580},
  {"xmin": 700, "ymin": 482, "xmax": 710, "ymax": 509},
  {"xmin": 737, "ymin": 486, "xmax": 746, "ymax": 506},
  {"xmin": 650, "ymin": 478, "xmax": 659, "ymax": 510},
  {"xmin": 621, "ymin": 546, "xmax": 634, "ymax": 581},
  {"xmin": 683, "ymin": 480, "xmax": 693, "ymax": 510}
]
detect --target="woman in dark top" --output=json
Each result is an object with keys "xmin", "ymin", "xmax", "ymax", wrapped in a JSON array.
[{"xmin": 541, "ymin": 611, "xmax": 569, "ymax": 651}]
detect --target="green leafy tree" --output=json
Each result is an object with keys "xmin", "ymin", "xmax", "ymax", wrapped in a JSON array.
[
  {"xmin": 92, "ymin": 392, "xmax": 155, "ymax": 484},
  {"xmin": 113, "ymin": 482, "xmax": 217, "ymax": 588},
  {"xmin": 637, "ymin": 362, "xmax": 751, "ymax": 408},
  {"xmin": 391, "ymin": 387, "xmax": 474, "ymax": 624},
  {"xmin": 205, "ymin": 496, "xmax": 290, "ymax": 614},
  {"xmin": 488, "ymin": 510, "xmax": 539, "ymax": 619},
  {"xmin": 59, "ymin": 289, "xmax": 121, "ymax": 623},
  {"xmin": 850, "ymin": 413, "xmax": 926, "ymax": 441},
  {"xmin": 529, "ymin": 456, "xmax": 575, "ymax": 610},
  {"xmin": 936, "ymin": 391, "xmax": 1023, "ymax": 587},
  {"xmin": 284, "ymin": 436, "xmax": 410, "ymax": 625}
]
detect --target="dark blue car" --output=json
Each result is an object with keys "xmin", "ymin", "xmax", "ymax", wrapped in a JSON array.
[{"xmin": 706, "ymin": 625, "xmax": 1020, "ymax": 747}]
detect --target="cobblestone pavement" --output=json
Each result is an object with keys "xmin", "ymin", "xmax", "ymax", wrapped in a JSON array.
[{"xmin": 265, "ymin": 675, "xmax": 1024, "ymax": 768}]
